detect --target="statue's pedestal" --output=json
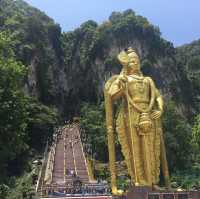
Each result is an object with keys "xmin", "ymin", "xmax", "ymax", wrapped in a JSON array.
[
  {"xmin": 126, "ymin": 186, "xmax": 151, "ymax": 199},
  {"xmin": 125, "ymin": 186, "xmax": 200, "ymax": 199}
]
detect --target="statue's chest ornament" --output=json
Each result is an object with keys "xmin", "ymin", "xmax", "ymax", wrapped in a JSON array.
[
  {"xmin": 128, "ymin": 76, "xmax": 147, "ymax": 94},
  {"xmin": 126, "ymin": 76, "xmax": 155, "ymax": 114},
  {"xmin": 134, "ymin": 81, "xmax": 145, "ymax": 93}
]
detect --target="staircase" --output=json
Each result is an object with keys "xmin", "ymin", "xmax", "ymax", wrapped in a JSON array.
[
  {"xmin": 52, "ymin": 133, "xmax": 65, "ymax": 184},
  {"xmin": 72, "ymin": 126, "xmax": 89, "ymax": 183},
  {"xmin": 40, "ymin": 123, "xmax": 110, "ymax": 198},
  {"xmin": 51, "ymin": 124, "xmax": 89, "ymax": 184}
]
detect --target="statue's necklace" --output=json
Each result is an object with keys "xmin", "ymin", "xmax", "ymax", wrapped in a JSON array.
[
  {"xmin": 130, "ymin": 75, "xmax": 145, "ymax": 93},
  {"xmin": 129, "ymin": 74, "xmax": 144, "ymax": 80}
]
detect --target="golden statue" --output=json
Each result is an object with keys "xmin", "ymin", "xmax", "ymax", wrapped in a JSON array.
[{"xmin": 104, "ymin": 47, "xmax": 170, "ymax": 195}]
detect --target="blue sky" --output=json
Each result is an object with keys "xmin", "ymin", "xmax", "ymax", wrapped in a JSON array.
[{"xmin": 24, "ymin": 0, "xmax": 200, "ymax": 47}]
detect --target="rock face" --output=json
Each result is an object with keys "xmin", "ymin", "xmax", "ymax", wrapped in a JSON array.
[
  {"xmin": 1, "ymin": 0, "xmax": 198, "ymax": 118},
  {"xmin": 176, "ymin": 40, "xmax": 200, "ymax": 115},
  {"xmin": 60, "ymin": 16, "xmax": 184, "ymax": 117}
]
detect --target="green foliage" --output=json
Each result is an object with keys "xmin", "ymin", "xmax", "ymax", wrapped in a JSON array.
[
  {"xmin": 191, "ymin": 114, "xmax": 200, "ymax": 160},
  {"xmin": 62, "ymin": 20, "xmax": 103, "ymax": 67},
  {"xmin": 0, "ymin": 31, "xmax": 28, "ymax": 181},
  {"xmin": 116, "ymin": 176, "xmax": 130, "ymax": 191},
  {"xmin": 187, "ymin": 57, "xmax": 200, "ymax": 98},
  {"xmin": 95, "ymin": 167, "xmax": 109, "ymax": 181},
  {"xmin": 6, "ymin": 172, "xmax": 39, "ymax": 199},
  {"xmin": 176, "ymin": 40, "xmax": 200, "ymax": 112},
  {"xmin": 0, "ymin": 31, "xmax": 58, "ymax": 184},
  {"xmin": 171, "ymin": 163, "xmax": 200, "ymax": 189},
  {"xmin": 0, "ymin": 0, "xmax": 63, "ymax": 104},
  {"xmin": 18, "ymin": 16, "xmax": 61, "ymax": 103},
  {"xmin": 63, "ymin": 8, "xmax": 173, "ymax": 62},
  {"xmin": 141, "ymin": 59, "xmax": 153, "ymax": 75},
  {"xmin": 61, "ymin": 9, "xmax": 176, "ymax": 112},
  {"xmin": 27, "ymin": 98, "xmax": 58, "ymax": 150},
  {"xmin": 104, "ymin": 56, "xmax": 121, "ymax": 72},
  {"xmin": 107, "ymin": 10, "xmax": 173, "ymax": 55},
  {"xmin": 162, "ymin": 101, "xmax": 193, "ymax": 171},
  {"xmin": 61, "ymin": 31, "xmax": 77, "ymax": 65},
  {"xmin": 0, "ymin": 184, "xmax": 10, "ymax": 199},
  {"xmin": 80, "ymin": 102, "xmax": 108, "ymax": 161}
]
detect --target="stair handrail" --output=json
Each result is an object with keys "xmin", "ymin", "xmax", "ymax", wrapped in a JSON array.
[
  {"xmin": 36, "ymin": 140, "xmax": 49, "ymax": 193},
  {"xmin": 50, "ymin": 133, "xmax": 57, "ymax": 182},
  {"xmin": 44, "ymin": 132, "xmax": 58, "ymax": 184}
]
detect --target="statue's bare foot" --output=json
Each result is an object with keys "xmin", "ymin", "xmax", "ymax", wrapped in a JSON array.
[
  {"xmin": 112, "ymin": 186, "xmax": 124, "ymax": 195},
  {"xmin": 152, "ymin": 184, "xmax": 163, "ymax": 191}
]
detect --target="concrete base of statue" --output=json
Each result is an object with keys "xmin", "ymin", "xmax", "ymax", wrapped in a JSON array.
[
  {"xmin": 124, "ymin": 186, "xmax": 200, "ymax": 199},
  {"xmin": 126, "ymin": 186, "xmax": 151, "ymax": 199}
]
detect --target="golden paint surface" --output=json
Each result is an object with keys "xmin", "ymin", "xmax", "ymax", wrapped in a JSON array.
[{"xmin": 104, "ymin": 48, "xmax": 170, "ymax": 195}]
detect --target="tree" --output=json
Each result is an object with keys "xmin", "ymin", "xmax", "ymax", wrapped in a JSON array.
[
  {"xmin": 80, "ymin": 102, "xmax": 108, "ymax": 162},
  {"xmin": 192, "ymin": 114, "xmax": 200, "ymax": 158},
  {"xmin": 162, "ymin": 101, "xmax": 193, "ymax": 171},
  {"xmin": 0, "ymin": 31, "xmax": 28, "ymax": 181},
  {"xmin": 27, "ymin": 98, "xmax": 58, "ymax": 151}
]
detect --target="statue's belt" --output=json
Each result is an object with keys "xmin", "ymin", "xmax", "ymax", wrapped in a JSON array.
[
  {"xmin": 127, "ymin": 95, "xmax": 152, "ymax": 113},
  {"xmin": 131, "ymin": 99, "xmax": 149, "ymax": 103}
]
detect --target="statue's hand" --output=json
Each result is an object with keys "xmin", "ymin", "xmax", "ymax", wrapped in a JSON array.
[
  {"xmin": 151, "ymin": 110, "xmax": 162, "ymax": 119},
  {"xmin": 118, "ymin": 75, "xmax": 128, "ymax": 89}
]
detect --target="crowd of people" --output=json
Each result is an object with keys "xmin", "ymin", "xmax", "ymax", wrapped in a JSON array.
[{"xmin": 46, "ymin": 182, "xmax": 110, "ymax": 197}]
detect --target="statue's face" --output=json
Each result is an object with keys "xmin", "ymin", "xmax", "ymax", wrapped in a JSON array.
[{"xmin": 127, "ymin": 53, "xmax": 140, "ymax": 74}]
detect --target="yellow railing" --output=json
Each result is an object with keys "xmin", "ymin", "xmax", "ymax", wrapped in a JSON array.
[
  {"xmin": 44, "ymin": 135, "xmax": 57, "ymax": 184},
  {"xmin": 35, "ymin": 140, "xmax": 49, "ymax": 193}
]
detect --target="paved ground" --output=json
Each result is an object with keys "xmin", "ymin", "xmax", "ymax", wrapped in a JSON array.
[{"xmin": 41, "ymin": 196, "xmax": 112, "ymax": 199}]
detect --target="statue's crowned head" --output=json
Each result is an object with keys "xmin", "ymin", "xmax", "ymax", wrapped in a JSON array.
[{"xmin": 118, "ymin": 47, "xmax": 141, "ymax": 75}]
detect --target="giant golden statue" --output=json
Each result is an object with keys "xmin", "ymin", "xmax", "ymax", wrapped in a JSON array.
[{"xmin": 104, "ymin": 47, "xmax": 170, "ymax": 195}]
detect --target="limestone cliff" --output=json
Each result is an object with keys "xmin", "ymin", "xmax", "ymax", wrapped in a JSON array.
[{"xmin": 1, "ymin": 0, "xmax": 198, "ymax": 118}]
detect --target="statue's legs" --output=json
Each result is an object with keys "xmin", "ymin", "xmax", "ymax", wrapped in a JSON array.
[
  {"xmin": 117, "ymin": 107, "xmax": 161, "ymax": 187},
  {"xmin": 116, "ymin": 111, "xmax": 135, "ymax": 182},
  {"xmin": 117, "ymin": 110, "xmax": 145, "ymax": 185},
  {"xmin": 140, "ymin": 134, "xmax": 153, "ymax": 185}
]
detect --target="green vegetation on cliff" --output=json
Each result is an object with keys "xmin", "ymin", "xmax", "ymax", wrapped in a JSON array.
[
  {"xmin": 176, "ymin": 40, "xmax": 200, "ymax": 114},
  {"xmin": 0, "ymin": 31, "xmax": 28, "ymax": 182},
  {"xmin": 0, "ymin": 29, "xmax": 58, "ymax": 198},
  {"xmin": 0, "ymin": 0, "xmax": 63, "ymax": 106},
  {"xmin": 61, "ymin": 10, "xmax": 175, "ymax": 112}
]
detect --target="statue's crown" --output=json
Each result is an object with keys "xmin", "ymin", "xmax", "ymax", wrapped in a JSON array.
[
  {"xmin": 125, "ymin": 47, "xmax": 135, "ymax": 54},
  {"xmin": 125, "ymin": 47, "xmax": 138, "ymax": 57},
  {"xmin": 118, "ymin": 47, "xmax": 139, "ymax": 66}
]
